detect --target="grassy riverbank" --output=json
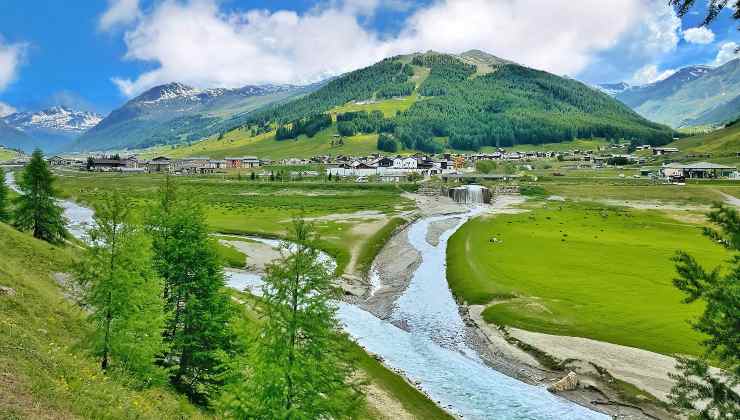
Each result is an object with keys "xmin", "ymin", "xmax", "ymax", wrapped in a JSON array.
[{"xmin": 447, "ymin": 200, "xmax": 730, "ymax": 357}]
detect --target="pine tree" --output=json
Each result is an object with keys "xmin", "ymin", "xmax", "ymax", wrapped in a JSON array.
[
  {"xmin": 13, "ymin": 149, "xmax": 67, "ymax": 243},
  {"xmin": 149, "ymin": 178, "xmax": 237, "ymax": 404},
  {"xmin": 75, "ymin": 192, "xmax": 165, "ymax": 381},
  {"xmin": 0, "ymin": 168, "xmax": 9, "ymax": 222},
  {"xmin": 669, "ymin": 204, "xmax": 739, "ymax": 419},
  {"xmin": 219, "ymin": 218, "xmax": 364, "ymax": 419}
]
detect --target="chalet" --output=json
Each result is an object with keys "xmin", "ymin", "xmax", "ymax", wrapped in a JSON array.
[
  {"xmin": 47, "ymin": 155, "xmax": 74, "ymax": 166},
  {"xmin": 147, "ymin": 156, "xmax": 172, "ymax": 173},
  {"xmin": 374, "ymin": 157, "xmax": 394, "ymax": 168},
  {"xmin": 89, "ymin": 158, "xmax": 128, "ymax": 171},
  {"xmin": 652, "ymin": 147, "xmax": 679, "ymax": 156},
  {"xmin": 225, "ymin": 156, "xmax": 261, "ymax": 168}
]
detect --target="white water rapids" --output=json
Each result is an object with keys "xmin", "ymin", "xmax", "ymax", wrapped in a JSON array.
[{"xmin": 4, "ymin": 170, "xmax": 606, "ymax": 419}]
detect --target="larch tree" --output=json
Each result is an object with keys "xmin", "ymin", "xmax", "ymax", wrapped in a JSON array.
[
  {"xmin": 13, "ymin": 149, "xmax": 67, "ymax": 243},
  {"xmin": 149, "ymin": 177, "xmax": 238, "ymax": 404},
  {"xmin": 75, "ymin": 192, "xmax": 166, "ymax": 382},
  {"xmin": 669, "ymin": 204, "xmax": 739, "ymax": 419},
  {"xmin": 0, "ymin": 168, "xmax": 9, "ymax": 222},
  {"xmin": 219, "ymin": 218, "xmax": 364, "ymax": 419}
]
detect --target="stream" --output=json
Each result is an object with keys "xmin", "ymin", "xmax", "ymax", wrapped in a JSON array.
[{"xmin": 4, "ymin": 170, "xmax": 606, "ymax": 419}]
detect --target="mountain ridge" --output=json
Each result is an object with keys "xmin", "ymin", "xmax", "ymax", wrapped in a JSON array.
[
  {"xmin": 602, "ymin": 59, "xmax": 740, "ymax": 128},
  {"xmin": 72, "ymin": 82, "xmax": 317, "ymax": 151}
]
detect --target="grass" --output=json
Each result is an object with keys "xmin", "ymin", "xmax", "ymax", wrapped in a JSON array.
[
  {"xmin": 501, "ymin": 138, "xmax": 612, "ymax": 152},
  {"xmin": 329, "ymin": 94, "xmax": 420, "ymax": 118},
  {"xmin": 214, "ymin": 240, "xmax": 247, "ymax": 269},
  {"xmin": 0, "ymin": 223, "xmax": 209, "ymax": 419},
  {"xmin": 53, "ymin": 172, "xmax": 416, "ymax": 277},
  {"xmin": 667, "ymin": 123, "xmax": 740, "ymax": 160},
  {"xmin": 447, "ymin": 200, "xmax": 731, "ymax": 357},
  {"xmin": 525, "ymin": 177, "xmax": 740, "ymax": 205},
  {"xmin": 0, "ymin": 147, "xmax": 22, "ymax": 162},
  {"xmin": 144, "ymin": 125, "xmax": 384, "ymax": 160},
  {"xmin": 354, "ymin": 217, "xmax": 408, "ymax": 277}
]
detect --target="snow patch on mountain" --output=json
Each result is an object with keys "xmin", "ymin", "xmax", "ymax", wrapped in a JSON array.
[{"xmin": 3, "ymin": 106, "xmax": 102, "ymax": 134}]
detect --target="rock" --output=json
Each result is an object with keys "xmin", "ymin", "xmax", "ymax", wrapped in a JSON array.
[
  {"xmin": 0, "ymin": 286, "xmax": 16, "ymax": 297},
  {"xmin": 547, "ymin": 371, "xmax": 579, "ymax": 393}
]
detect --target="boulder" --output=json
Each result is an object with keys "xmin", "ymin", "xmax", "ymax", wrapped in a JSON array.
[
  {"xmin": 0, "ymin": 286, "xmax": 17, "ymax": 297},
  {"xmin": 548, "ymin": 371, "xmax": 579, "ymax": 393}
]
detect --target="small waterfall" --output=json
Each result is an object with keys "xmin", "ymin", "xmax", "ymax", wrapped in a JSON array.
[{"xmin": 448, "ymin": 184, "xmax": 492, "ymax": 204}]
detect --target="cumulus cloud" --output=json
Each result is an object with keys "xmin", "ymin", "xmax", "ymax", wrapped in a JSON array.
[
  {"xmin": 713, "ymin": 41, "xmax": 739, "ymax": 66},
  {"xmin": 683, "ymin": 26, "xmax": 715, "ymax": 44},
  {"xmin": 99, "ymin": 0, "xmax": 141, "ymax": 31},
  {"xmin": 108, "ymin": 0, "xmax": 683, "ymax": 96},
  {"xmin": 630, "ymin": 64, "xmax": 676, "ymax": 85},
  {"xmin": 0, "ymin": 101, "xmax": 16, "ymax": 117},
  {"xmin": 0, "ymin": 37, "xmax": 26, "ymax": 92}
]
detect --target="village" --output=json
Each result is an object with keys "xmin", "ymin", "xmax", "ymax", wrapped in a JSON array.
[{"xmin": 1, "ymin": 141, "xmax": 732, "ymax": 183}]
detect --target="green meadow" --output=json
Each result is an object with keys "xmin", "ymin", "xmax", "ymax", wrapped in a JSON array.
[
  {"xmin": 53, "ymin": 172, "xmax": 416, "ymax": 276},
  {"xmin": 447, "ymin": 200, "xmax": 731, "ymax": 357}
]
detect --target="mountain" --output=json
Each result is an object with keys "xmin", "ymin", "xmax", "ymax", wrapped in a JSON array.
[
  {"xmin": 609, "ymin": 60, "xmax": 740, "ymax": 128},
  {"xmin": 596, "ymin": 82, "xmax": 631, "ymax": 96},
  {"xmin": 72, "ymin": 82, "xmax": 318, "ymax": 151},
  {"xmin": 241, "ymin": 50, "xmax": 673, "ymax": 152},
  {"xmin": 0, "ymin": 106, "xmax": 102, "ymax": 153}
]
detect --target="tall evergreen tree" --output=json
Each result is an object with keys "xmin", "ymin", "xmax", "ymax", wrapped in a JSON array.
[
  {"xmin": 75, "ymin": 192, "xmax": 166, "ymax": 381},
  {"xmin": 219, "ymin": 219, "xmax": 364, "ymax": 419},
  {"xmin": 149, "ymin": 177, "xmax": 237, "ymax": 404},
  {"xmin": 669, "ymin": 204, "xmax": 739, "ymax": 419},
  {"xmin": 13, "ymin": 149, "xmax": 66, "ymax": 243},
  {"xmin": 0, "ymin": 168, "xmax": 9, "ymax": 223}
]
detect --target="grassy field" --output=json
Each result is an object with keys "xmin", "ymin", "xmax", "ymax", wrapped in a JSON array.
[
  {"xmin": 447, "ymin": 200, "xmax": 731, "ymax": 357},
  {"xmin": 329, "ymin": 94, "xmax": 420, "ymax": 118},
  {"xmin": 53, "ymin": 172, "xmax": 416, "ymax": 276},
  {"xmin": 667, "ymin": 123, "xmax": 740, "ymax": 162},
  {"xmin": 0, "ymin": 223, "xmax": 210, "ymax": 419},
  {"xmin": 0, "ymin": 147, "xmax": 21, "ymax": 161}
]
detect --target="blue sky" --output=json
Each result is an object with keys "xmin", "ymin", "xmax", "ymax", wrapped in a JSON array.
[{"xmin": 0, "ymin": 0, "xmax": 738, "ymax": 116}]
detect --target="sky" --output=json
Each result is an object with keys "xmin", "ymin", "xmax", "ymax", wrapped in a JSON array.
[{"xmin": 0, "ymin": 0, "xmax": 738, "ymax": 116}]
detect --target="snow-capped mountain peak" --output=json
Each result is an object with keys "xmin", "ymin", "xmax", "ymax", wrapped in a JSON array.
[{"xmin": 2, "ymin": 106, "xmax": 102, "ymax": 134}]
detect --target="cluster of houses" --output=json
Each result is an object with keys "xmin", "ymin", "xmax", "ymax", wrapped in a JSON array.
[
  {"xmin": 35, "ymin": 147, "xmax": 739, "ymax": 183},
  {"xmin": 46, "ymin": 155, "xmax": 263, "ymax": 174}
]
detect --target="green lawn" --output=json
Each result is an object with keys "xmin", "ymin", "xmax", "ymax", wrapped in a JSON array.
[
  {"xmin": 53, "ymin": 172, "xmax": 416, "ymax": 276},
  {"xmin": 447, "ymin": 201, "xmax": 731, "ymax": 357}
]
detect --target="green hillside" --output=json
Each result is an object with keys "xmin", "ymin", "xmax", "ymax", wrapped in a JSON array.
[
  {"xmin": 0, "ymin": 146, "xmax": 21, "ymax": 161},
  {"xmin": 0, "ymin": 223, "xmax": 209, "ymax": 419},
  {"xmin": 238, "ymin": 50, "xmax": 673, "ymax": 153},
  {"xmin": 667, "ymin": 121, "xmax": 740, "ymax": 162}
]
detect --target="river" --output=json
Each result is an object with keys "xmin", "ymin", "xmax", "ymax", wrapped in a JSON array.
[{"xmin": 4, "ymin": 170, "xmax": 606, "ymax": 419}]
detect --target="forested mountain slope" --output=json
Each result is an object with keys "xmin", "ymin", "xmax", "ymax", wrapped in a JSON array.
[{"xmin": 241, "ymin": 51, "xmax": 673, "ymax": 152}]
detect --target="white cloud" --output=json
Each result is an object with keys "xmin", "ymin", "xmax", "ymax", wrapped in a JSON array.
[
  {"xmin": 630, "ymin": 64, "xmax": 676, "ymax": 85},
  {"xmin": 99, "ymin": 0, "xmax": 141, "ymax": 31},
  {"xmin": 713, "ymin": 41, "xmax": 739, "ymax": 66},
  {"xmin": 111, "ymin": 0, "xmax": 683, "ymax": 96},
  {"xmin": 0, "ymin": 101, "xmax": 16, "ymax": 117},
  {"xmin": 0, "ymin": 38, "xmax": 26, "ymax": 92},
  {"xmin": 683, "ymin": 26, "xmax": 715, "ymax": 44}
]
